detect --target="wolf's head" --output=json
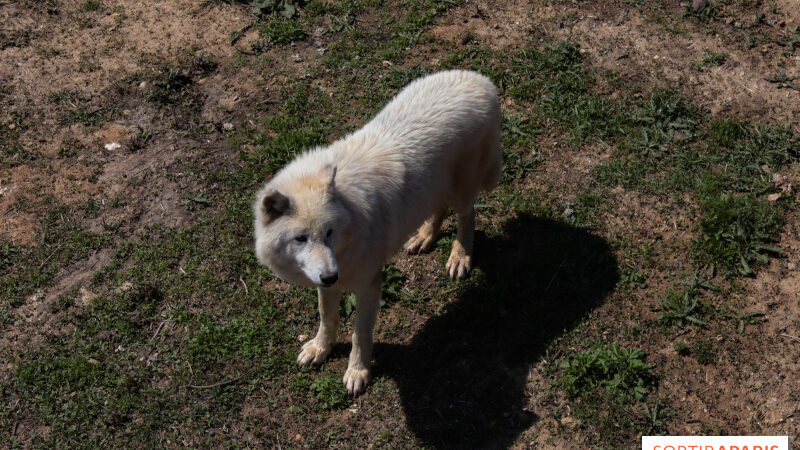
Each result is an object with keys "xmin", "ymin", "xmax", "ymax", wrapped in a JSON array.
[{"xmin": 253, "ymin": 164, "xmax": 350, "ymax": 288}]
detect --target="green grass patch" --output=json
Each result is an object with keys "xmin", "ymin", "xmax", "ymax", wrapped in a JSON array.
[
  {"xmin": 0, "ymin": 241, "xmax": 19, "ymax": 271},
  {"xmin": 717, "ymin": 124, "xmax": 798, "ymax": 193},
  {"xmin": 441, "ymin": 40, "xmax": 622, "ymax": 143},
  {"xmin": 684, "ymin": 0, "xmax": 719, "ymax": 22},
  {"xmin": 693, "ymin": 179, "xmax": 782, "ymax": 276},
  {"xmin": 234, "ymin": 80, "xmax": 332, "ymax": 177},
  {"xmin": 82, "ymin": 0, "xmax": 101, "ymax": 11},
  {"xmin": 1, "ymin": 205, "xmax": 109, "ymax": 307},
  {"xmin": 147, "ymin": 67, "xmax": 194, "ymax": 105},
  {"xmin": 692, "ymin": 338, "xmax": 714, "ymax": 365},
  {"xmin": 692, "ymin": 51, "xmax": 727, "ymax": 69},
  {"xmin": 58, "ymin": 106, "xmax": 105, "ymax": 127},
  {"xmin": 657, "ymin": 276, "xmax": 710, "ymax": 328},
  {"xmin": 185, "ymin": 301, "xmax": 289, "ymax": 375},
  {"xmin": 391, "ymin": 0, "xmax": 460, "ymax": 48},
  {"xmin": 0, "ymin": 29, "xmax": 34, "ymax": 50},
  {"xmin": 558, "ymin": 342, "xmax": 654, "ymax": 402},
  {"xmin": 595, "ymin": 89, "xmax": 701, "ymax": 192},
  {"xmin": 309, "ymin": 375, "xmax": 350, "ymax": 410},
  {"xmin": 511, "ymin": 41, "xmax": 621, "ymax": 141},
  {"xmin": 708, "ymin": 118, "xmax": 747, "ymax": 148},
  {"xmin": 252, "ymin": 0, "xmax": 302, "ymax": 18},
  {"xmin": 2, "ymin": 114, "xmax": 36, "ymax": 166},
  {"xmin": 14, "ymin": 346, "xmax": 146, "ymax": 447},
  {"xmin": 565, "ymin": 190, "xmax": 606, "ymax": 228},
  {"xmin": 340, "ymin": 265, "xmax": 408, "ymax": 318},
  {"xmin": 257, "ymin": 16, "xmax": 307, "ymax": 47}
]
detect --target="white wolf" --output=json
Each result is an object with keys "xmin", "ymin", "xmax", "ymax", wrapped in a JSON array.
[{"xmin": 253, "ymin": 70, "xmax": 502, "ymax": 395}]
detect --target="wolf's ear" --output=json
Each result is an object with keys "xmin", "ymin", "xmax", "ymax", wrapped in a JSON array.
[
  {"xmin": 262, "ymin": 191, "xmax": 290, "ymax": 222},
  {"xmin": 323, "ymin": 164, "xmax": 337, "ymax": 193}
]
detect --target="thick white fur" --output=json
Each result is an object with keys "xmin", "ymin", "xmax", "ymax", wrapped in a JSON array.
[{"xmin": 253, "ymin": 70, "xmax": 502, "ymax": 395}]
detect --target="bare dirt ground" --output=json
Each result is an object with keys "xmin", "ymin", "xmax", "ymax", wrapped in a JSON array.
[{"xmin": 2, "ymin": 0, "xmax": 799, "ymax": 447}]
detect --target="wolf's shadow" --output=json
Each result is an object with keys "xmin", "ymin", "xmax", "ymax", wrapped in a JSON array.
[{"xmin": 374, "ymin": 214, "xmax": 619, "ymax": 448}]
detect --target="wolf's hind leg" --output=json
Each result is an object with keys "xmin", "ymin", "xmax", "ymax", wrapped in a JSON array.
[
  {"xmin": 446, "ymin": 205, "xmax": 475, "ymax": 280},
  {"xmin": 405, "ymin": 207, "xmax": 448, "ymax": 254},
  {"xmin": 298, "ymin": 287, "xmax": 340, "ymax": 366}
]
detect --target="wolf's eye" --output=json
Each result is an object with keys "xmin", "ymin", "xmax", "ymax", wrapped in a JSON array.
[
  {"xmin": 326, "ymin": 229, "xmax": 333, "ymax": 238},
  {"xmin": 294, "ymin": 235, "xmax": 307, "ymax": 243}
]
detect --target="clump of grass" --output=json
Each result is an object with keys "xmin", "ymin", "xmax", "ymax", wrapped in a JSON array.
[
  {"xmin": 502, "ymin": 149, "xmax": 539, "ymax": 184},
  {"xmin": 559, "ymin": 343, "xmax": 654, "ymax": 401},
  {"xmin": 631, "ymin": 89, "xmax": 696, "ymax": 135},
  {"xmin": 82, "ymin": 0, "xmax": 101, "ymax": 11},
  {"xmin": 57, "ymin": 137, "xmax": 84, "ymax": 158},
  {"xmin": 147, "ymin": 67, "xmax": 193, "ymax": 105},
  {"xmin": 692, "ymin": 339, "xmax": 714, "ymax": 365},
  {"xmin": 392, "ymin": 0, "xmax": 461, "ymax": 48},
  {"xmin": 721, "ymin": 124, "xmax": 798, "ymax": 193},
  {"xmin": 46, "ymin": 89, "xmax": 80, "ymax": 104},
  {"xmin": 0, "ymin": 241, "xmax": 19, "ymax": 271},
  {"xmin": 693, "ymin": 178, "xmax": 782, "ymax": 276},
  {"xmin": 781, "ymin": 28, "xmax": 800, "ymax": 56},
  {"xmin": 442, "ymin": 41, "xmax": 620, "ymax": 142},
  {"xmin": 732, "ymin": 310, "xmax": 765, "ymax": 334},
  {"xmin": 684, "ymin": 0, "xmax": 719, "ymax": 22},
  {"xmin": 309, "ymin": 375, "xmax": 349, "ymax": 410},
  {"xmin": 0, "ymin": 29, "xmax": 34, "ymax": 50},
  {"xmin": 58, "ymin": 106, "xmax": 105, "ymax": 127},
  {"xmin": 673, "ymin": 341, "xmax": 691, "ymax": 356},
  {"xmin": 382, "ymin": 265, "xmax": 407, "ymax": 302},
  {"xmin": 440, "ymin": 44, "xmax": 507, "ymax": 90},
  {"xmin": 566, "ymin": 190, "xmax": 606, "ymax": 228},
  {"xmin": 692, "ymin": 51, "xmax": 727, "ymax": 69},
  {"xmin": 501, "ymin": 111, "xmax": 541, "ymax": 183},
  {"xmin": 1, "ymin": 116, "xmax": 36, "ymax": 166},
  {"xmin": 257, "ymin": 17, "xmax": 307, "ymax": 47},
  {"xmin": 708, "ymin": 119, "xmax": 747, "ymax": 148},
  {"xmin": 657, "ymin": 272, "xmax": 714, "ymax": 328},
  {"xmin": 703, "ymin": 51, "xmax": 727, "ymax": 66}
]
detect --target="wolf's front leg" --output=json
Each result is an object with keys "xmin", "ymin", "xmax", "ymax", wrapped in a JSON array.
[
  {"xmin": 343, "ymin": 273, "xmax": 381, "ymax": 395},
  {"xmin": 298, "ymin": 287, "xmax": 341, "ymax": 366}
]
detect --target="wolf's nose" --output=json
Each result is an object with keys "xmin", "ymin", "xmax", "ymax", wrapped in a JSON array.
[{"xmin": 320, "ymin": 272, "xmax": 339, "ymax": 286}]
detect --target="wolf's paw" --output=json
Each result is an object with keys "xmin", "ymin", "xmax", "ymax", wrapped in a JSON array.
[
  {"xmin": 297, "ymin": 339, "xmax": 332, "ymax": 366},
  {"xmin": 404, "ymin": 232, "xmax": 435, "ymax": 254},
  {"xmin": 343, "ymin": 367, "xmax": 371, "ymax": 396},
  {"xmin": 446, "ymin": 246, "xmax": 472, "ymax": 280}
]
